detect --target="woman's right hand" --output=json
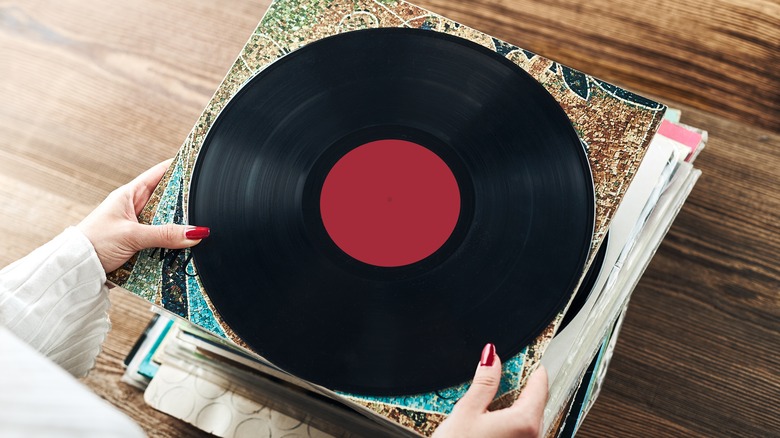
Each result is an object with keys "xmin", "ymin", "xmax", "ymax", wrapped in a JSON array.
[{"xmin": 432, "ymin": 344, "xmax": 548, "ymax": 438}]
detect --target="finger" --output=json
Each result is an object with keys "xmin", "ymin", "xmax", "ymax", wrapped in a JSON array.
[
  {"xmin": 510, "ymin": 364, "xmax": 548, "ymax": 421},
  {"xmin": 453, "ymin": 343, "xmax": 502, "ymax": 414},
  {"xmin": 131, "ymin": 223, "xmax": 209, "ymax": 251},
  {"xmin": 130, "ymin": 159, "xmax": 174, "ymax": 214}
]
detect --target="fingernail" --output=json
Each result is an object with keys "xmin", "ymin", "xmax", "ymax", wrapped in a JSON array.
[
  {"xmin": 480, "ymin": 343, "xmax": 496, "ymax": 367},
  {"xmin": 185, "ymin": 226, "xmax": 210, "ymax": 239}
]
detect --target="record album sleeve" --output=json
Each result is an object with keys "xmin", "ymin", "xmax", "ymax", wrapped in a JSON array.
[{"xmin": 108, "ymin": 0, "xmax": 666, "ymax": 434}]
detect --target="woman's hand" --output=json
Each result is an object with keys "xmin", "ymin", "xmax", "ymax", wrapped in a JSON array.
[
  {"xmin": 433, "ymin": 344, "xmax": 548, "ymax": 438},
  {"xmin": 77, "ymin": 160, "xmax": 209, "ymax": 272}
]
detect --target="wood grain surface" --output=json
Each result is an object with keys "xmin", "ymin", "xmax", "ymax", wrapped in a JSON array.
[{"xmin": 1, "ymin": 0, "xmax": 777, "ymax": 437}]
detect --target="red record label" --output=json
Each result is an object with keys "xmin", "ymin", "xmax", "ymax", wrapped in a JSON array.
[{"xmin": 320, "ymin": 139, "xmax": 461, "ymax": 267}]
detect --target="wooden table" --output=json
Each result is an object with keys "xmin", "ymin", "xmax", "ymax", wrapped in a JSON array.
[{"xmin": 1, "ymin": 0, "xmax": 777, "ymax": 436}]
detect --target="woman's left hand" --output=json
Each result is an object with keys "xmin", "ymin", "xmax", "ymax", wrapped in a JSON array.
[{"xmin": 77, "ymin": 159, "xmax": 210, "ymax": 272}]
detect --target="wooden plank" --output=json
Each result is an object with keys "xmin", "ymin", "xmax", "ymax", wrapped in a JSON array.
[
  {"xmin": 417, "ymin": 0, "xmax": 780, "ymax": 131},
  {"xmin": 0, "ymin": 1, "xmax": 777, "ymax": 437}
]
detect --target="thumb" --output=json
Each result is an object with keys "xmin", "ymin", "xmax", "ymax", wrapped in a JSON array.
[
  {"xmin": 453, "ymin": 343, "xmax": 502, "ymax": 414},
  {"xmin": 132, "ymin": 223, "xmax": 210, "ymax": 251},
  {"xmin": 510, "ymin": 363, "xmax": 548, "ymax": 417}
]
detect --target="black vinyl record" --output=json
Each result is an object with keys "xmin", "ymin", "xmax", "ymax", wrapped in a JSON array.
[{"xmin": 189, "ymin": 28, "xmax": 594, "ymax": 395}]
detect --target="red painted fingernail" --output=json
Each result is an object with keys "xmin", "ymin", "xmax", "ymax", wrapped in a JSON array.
[
  {"xmin": 480, "ymin": 343, "xmax": 496, "ymax": 367},
  {"xmin": 185, "ymin": 226, "xmax": 210, "ymax": 239}
]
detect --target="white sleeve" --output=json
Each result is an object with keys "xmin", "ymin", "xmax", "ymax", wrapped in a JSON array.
[
  {"xmin": 0, "ymin": 227, "xmax": 111, "ymax": 378},
  {"xmin": 0, "ymin": 326, "xmax": 146, "ymax": 437}
]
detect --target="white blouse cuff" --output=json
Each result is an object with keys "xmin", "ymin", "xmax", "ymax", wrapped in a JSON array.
[{"xmin": 0, "ymin": 227, "xmax": 110, "ymax": 377}]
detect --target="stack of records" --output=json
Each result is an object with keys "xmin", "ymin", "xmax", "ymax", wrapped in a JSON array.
[{"xmin": 113, "ymin": 1, "xmax": 704, "ymax": 436}]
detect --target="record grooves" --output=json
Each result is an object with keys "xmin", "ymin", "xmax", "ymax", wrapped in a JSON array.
[{"xmin": 189, "ymin": 28, "xmax": 595, "ymax": 395}]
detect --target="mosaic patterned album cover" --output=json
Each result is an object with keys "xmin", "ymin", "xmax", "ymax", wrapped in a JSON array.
[{"xmin": 109, "ymin": 0, "xmax": 665, "ymax": 435}]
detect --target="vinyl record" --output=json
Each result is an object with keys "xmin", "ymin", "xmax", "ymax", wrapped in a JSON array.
[{"xmin": 189, "ymin": 28, "xmax": 594, "ymax": 395}]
